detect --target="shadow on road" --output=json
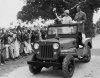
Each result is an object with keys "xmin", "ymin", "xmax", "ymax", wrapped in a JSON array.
[{"xmin": 92, "ymin": 49, "xmax": 100, "ymax": 55}]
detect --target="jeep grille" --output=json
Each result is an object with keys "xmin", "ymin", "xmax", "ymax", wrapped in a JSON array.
[{"xmin": 40, "ymin": 44, "xmax": 53, "ymax": 58}]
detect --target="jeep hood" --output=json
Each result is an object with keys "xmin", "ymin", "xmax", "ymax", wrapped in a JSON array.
[
  {"xmin": 41, "ymin": 38, "xmax": 76, "ymax": 49},
  {"xmin": 41, "ymin": 38, "xmax": 76, "ymax": 43}
]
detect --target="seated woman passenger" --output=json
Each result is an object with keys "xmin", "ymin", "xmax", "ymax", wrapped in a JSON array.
[{"xmin": 55, "ymin": 10, "xmax": 73, "ymax": 34}]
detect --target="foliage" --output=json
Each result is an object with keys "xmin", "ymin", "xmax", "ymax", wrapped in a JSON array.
[
  {"xmin": 95, "ymin": 19, "xmax": 100, "ymax": 34},
  {"xmin": 17, "ymin": 0, "xmax": 81, "ymax": 21}
]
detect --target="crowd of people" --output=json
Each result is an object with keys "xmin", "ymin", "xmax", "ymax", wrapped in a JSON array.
[{"xmin": 0, "ymin": 26, "xmax": 47, "ymax": 65}]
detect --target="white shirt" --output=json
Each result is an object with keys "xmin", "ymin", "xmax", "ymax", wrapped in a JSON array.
[
  {"xmin": 58, "ymin": 16, "xmax": 72, "ymax": 33},
  {"xmin": 60, "ymin": 16, "xmax": 72, "ymax": 24}
]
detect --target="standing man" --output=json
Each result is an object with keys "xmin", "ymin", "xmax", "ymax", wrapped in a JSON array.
[
  {"xmin": 74, "ymin": 6, "xmax": 87, "ymax": 48},
  {"xmin": 75, "ymin": 6, "xmax": 87, "ymax": 33},
  {"xmin": 8, "ymin": 33, "xmax": 15, "ymax": 60},
  {"xmin": 0, "ymin": 29, "xmax": 6, "ymax": 65},
  {"xmin": 2, "ymin": 30, "xmax": 10, "ymax": 60}
]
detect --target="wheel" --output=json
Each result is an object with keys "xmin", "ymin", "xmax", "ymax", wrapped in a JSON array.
[
  {"xmin": 28, "ymin": 54, "xmax": 42, "ymax": 74},
  {"xmin": 82, "ymin": 46, "xmax": 91, "ymax": 63},
  {"xmin": 62, "ymin": 55, "xmax": 75, "ymax": 78},
  {"xmin": 29, "ymin": 65, "xmax": 42, "ymax": 74}
]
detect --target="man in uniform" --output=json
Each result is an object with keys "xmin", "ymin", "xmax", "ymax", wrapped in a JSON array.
[
  {"xmin": 75, "ymin": 6, "xmax": 87, "ymax": 33},
  {"xmin": 75, "ymin": 6, "xmax": 87, "ymax": 48}
]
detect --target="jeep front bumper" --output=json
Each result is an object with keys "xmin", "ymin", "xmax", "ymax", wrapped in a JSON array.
[{"xmin": 27, "ymin": 61, "xmax": 61, "ymax": 67}]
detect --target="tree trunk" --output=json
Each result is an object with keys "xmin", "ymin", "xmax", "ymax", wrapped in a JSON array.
[{"xmin": 84, "ymin": 6, "xmax": 95, "ymax": 37}]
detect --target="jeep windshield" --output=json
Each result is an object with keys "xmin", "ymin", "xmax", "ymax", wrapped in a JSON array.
[
  {"xmin": 47, "ymin": 24, "xmax": 78, "ymax": 38},
  {"xmin": 48, "ymin": 26, "xmax": 76, "ymax": 35}
]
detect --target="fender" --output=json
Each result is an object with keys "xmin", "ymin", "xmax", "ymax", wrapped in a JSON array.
[
  {"xmin": 77, "ymin": 38, "xmax": 92, "ymax": 57},
  {"xmin": 82, "ymin": 38, "xmax": 92, "ymax": 48},
  {"xmin": 81, "ymin": 38, "xmax": 92, "ymax": 56}
]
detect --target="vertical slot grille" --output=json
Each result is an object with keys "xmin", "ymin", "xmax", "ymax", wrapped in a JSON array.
[{"xmin": 40, "ymin": 44, "xmax": 53, "ymax": 58}]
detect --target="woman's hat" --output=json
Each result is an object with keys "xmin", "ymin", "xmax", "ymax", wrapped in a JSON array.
[{"xmin": 64, "ymin": 10, "xmax": 70, "ymax": 14}]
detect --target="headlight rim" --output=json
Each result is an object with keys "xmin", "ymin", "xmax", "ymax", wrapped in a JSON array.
[
  {"xmin": 34, "ymin": 43, "xmax": 39, "ymax": 50},
  {"xmin": 53, "ymin": 43, "xmax": 59, "ymax": 50}
]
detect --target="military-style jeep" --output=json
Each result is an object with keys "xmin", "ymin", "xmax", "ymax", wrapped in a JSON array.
[{"xmin": 27, "ymin": 23, "xmax": 92, "ymax": 78}]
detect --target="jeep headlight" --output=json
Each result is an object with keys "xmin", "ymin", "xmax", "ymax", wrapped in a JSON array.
[
  {"xmin": 53, "ymin": 43, "xmax": 59, "ymax": 49},
  {"xmin": 34, "ymin": 43, "xmax": 39, "ymax": 49}
]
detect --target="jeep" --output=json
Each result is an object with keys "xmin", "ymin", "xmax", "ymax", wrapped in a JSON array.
[{"xmin": 27, "ymin": 23, "xmax": 92, "ymax": 78}]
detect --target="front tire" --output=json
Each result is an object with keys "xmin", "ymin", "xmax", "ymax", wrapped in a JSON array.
[
  {"xmin": 62, "ymin": 55, "xmax": 75, "ymax": 78},
  {"xmin": 29, "ymin": 65, "xmax": 42, "ymax": 74},
  {"xmin": 82, "ymin": 46, "xmax": 91, "ymax": 63},
  {"xmin": 28, "ymin": 54, "xmax": 42, "ymax": 74}
]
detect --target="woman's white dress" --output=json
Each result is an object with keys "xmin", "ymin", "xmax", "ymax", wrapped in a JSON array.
[
  {"xmin": 24, "ymin": 33, "xmax": 32, "ymax": 54},
  {"xmin": 14, "ymin": 39, "xmax": 20, "ymax": 57},
  {"xmin": 24, "ymin": 41, "xmax": 32, "ymax": 54}
]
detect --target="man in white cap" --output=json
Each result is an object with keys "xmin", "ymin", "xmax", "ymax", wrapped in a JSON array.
[{"xmin": 55, "ymin": 10, "xmax": 72, "ymax": 24}]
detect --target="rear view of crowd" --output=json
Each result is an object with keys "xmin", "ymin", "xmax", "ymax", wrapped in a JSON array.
[{"xmin": 0, "ymin": 26, "xmax": 47, "ymax": 65}]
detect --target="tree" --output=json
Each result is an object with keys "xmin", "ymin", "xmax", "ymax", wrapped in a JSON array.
[
  {"xmin": 96, "ymin": 19, "xmax": 100, "ymax": 28},
  {"xmin": 17, "ymin": 0, "xmax": 100, "ymax": 37}
]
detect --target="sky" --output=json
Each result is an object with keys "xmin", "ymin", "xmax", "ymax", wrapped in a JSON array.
[
  {"xmin": 0, "ymin": 0, "xmax": 100, "ymax": 28},
  {"xmin": 0, "ymin": 0, "xmax": 25, "ymax": 28}
]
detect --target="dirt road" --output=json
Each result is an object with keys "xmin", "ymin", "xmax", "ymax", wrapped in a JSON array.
[{"xmin": 0, "ymin": 55, "xmax": 100, "ymax": 78}]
